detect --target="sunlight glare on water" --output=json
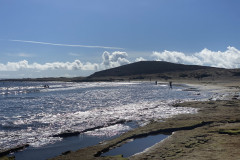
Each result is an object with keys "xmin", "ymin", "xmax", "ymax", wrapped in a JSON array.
[{"xmin": 0, "ymin": 81, "xmax": 211, "ymax": 151}]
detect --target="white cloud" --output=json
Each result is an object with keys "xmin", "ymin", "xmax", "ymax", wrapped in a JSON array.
[
  {"xmin": 82, "ymin": 62, "xmax": 99, "ymax": 70},
  {"xmin": 135, "ymin": 57, "xmax": 146, "ymax": 62},
  {"xmin": 0, "ymin": 60, "xmax": 98, "ymax": 71},
  {"xmin": 152, "ymin": 46, "xmax": 240, "ymax": 68},
  {"xmin": 152, "ymin": 50, "xmax": 202, "ymax": 65},
  {"xmin": 101, "ymin": 51, "xmax": 130, "ymax": 69},
  {"xmin": 0, "ymin": 60, "xmax": 29, "ymax": 71}
]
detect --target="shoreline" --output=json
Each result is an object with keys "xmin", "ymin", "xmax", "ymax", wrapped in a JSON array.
[
  {"xmin": 1, "ymin": 80, "xmax": 240, "ymax": 160},
  {"xmin": 49, "ymin": 81, "xmax": 240, "ymax": 160}
]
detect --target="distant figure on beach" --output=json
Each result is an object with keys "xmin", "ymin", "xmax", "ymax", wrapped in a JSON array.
[
  {"xmin": 43, "ymin": 84, "xmax": 49, "ymax": 88},
  {"xmin": 169, "ymin": 81, "xmax": 172, "ymax": 89},
  {"xmin": 155, "ymin": 81, "xmax": 157, "ymax": 85}
]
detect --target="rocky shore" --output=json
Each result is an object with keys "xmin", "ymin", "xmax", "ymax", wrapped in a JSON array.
[
  {"xmin": 1, "ymin": 81, "xmax": 240, "ymax": 160},
  {"xmin": 48, "ymin": 82, "xmax": 240, "ymax": 160}
]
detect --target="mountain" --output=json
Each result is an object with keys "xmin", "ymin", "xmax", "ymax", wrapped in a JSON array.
[{"xmin": 89, "ymin": 61, "xmax": 215, "ymax": 78}]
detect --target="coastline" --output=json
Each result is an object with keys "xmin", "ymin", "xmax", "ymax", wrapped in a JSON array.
[
  {"xmin": 1, "ymin": 80, "xmax": 240, "ymax": 160},
  {"xmin": 48, "ymin": 80, "xmax": 240, "ymax": 160}
]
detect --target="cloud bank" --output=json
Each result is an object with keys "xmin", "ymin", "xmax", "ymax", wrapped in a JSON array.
[
  {"xmin": 152, "ymin": 46, "xmax": 240, "ymax": 68},
  {"xmin": 0, "ymin": 51, "xmax": 130, "ymax": 72},
  {"xmin": 1, "ymin": 47, "xmax": 240, "ymax": 75},
  {"xmin": 0, "ymin": 60, "xmax": 100, "ymax": 72}
]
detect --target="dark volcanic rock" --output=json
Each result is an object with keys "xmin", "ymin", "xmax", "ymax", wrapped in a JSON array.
[
  {"xmin": 0, "ymin": 144, "xmax": 29, "ymax": 157},
  {"xmin": 53, "ymin": 119, "xmax": 127, "ymax": 138}
]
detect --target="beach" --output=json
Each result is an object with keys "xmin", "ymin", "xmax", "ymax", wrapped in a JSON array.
[
  {"xmin": 1, "ymin": 79, "xmax": 240, "ymax": 160},
  {"xmin": 2, "ymin": 0, "xmax": 240, "ymax": 159},
  {"xmin": 47, "ymin": 79, "xmax": 240, "ymax": 160}
]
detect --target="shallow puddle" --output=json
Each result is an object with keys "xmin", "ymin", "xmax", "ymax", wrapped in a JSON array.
[
  {"xmin": 102, "ymin": 134, "xmax": 169, "ymax": 157},
  {"xmin": 13, "ymin": 134, "xmax": 108, "ymax": 160}
]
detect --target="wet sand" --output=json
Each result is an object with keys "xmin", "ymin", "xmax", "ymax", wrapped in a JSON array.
[{"xmin": 48, "ymin": 80, "xmax": 240, "ymax": 160}]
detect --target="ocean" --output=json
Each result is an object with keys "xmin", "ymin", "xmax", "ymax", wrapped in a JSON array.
[{"xmin": 0, "ymin": 81, "xmax": 212, "ymax": 159}]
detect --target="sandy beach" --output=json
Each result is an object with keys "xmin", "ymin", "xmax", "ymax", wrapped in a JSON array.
[{"xmin": 1, "ymin": 79, "xmax": 240, "ymax": 160}]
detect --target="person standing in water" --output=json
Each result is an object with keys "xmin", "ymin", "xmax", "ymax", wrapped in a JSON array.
[{"xmin": 169, "ymin": 81, "xmax": 172, "ymax": 89}]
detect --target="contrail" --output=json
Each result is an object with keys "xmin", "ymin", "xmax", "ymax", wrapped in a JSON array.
[{"xmin": 10, "ymin": 39, "xmax": 124, "ymax": 50}]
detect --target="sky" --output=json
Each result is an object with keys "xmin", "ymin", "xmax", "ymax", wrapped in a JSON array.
[{"xmin": 0, "ymin": 0, "xmax": 240, "ymax": 78}]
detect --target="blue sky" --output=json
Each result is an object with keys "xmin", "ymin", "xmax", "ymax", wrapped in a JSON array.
[{"xmin": 0, "ymin": 0, "xmax": 240, "ymax": 78}]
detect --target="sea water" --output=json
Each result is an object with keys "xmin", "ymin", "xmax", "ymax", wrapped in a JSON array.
[{"xmin": 0, "ymin": 81, "xmax": 211, "ymax": 155}]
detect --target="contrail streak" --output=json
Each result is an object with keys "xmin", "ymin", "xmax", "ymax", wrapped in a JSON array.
[{"xmin": 10, "ymin": 39, "xmax": 124, "ymax": 50}]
